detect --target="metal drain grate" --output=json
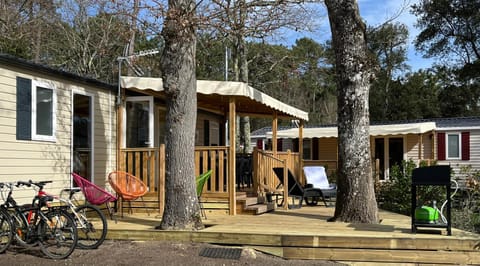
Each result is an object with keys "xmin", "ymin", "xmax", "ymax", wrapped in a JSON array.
[{"xmin": 199, "ymin": 247, "xmax": 242, "ymax": 260}]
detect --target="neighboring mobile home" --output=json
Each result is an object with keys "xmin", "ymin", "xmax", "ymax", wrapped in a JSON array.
[
  {"xmin": 252, "ymin": 117, "xmax": 480, "ymax": 183},
  {"xmin": 0, "ymin": 54, "xmax": 117, "ymax": 202},
  {"xmin": 434, "ymin": 117, "xmax": 480, "ymax": 182}
]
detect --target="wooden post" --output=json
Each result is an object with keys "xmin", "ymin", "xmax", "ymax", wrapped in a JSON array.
[
  {"xmin": 228, "ymin": 98, "xmax": 236, "ymax": 215},
  {"xmin": 299, "ymin": 121, "xmax": 304, "ymax": 183},
  {"xmin": 158, "ymin": 144, "xmax": 165, "ymax": 216},
  {"xmin": 282, "ymin": 159, "xmax": 288, "ymax": 210},
  {"xmin": 272, "ymin": 112, "xmax": 278, "ymax": 156},
  {"xmin": 418, "ymin": 133, "xmax": 423, "ymax": 162},
  {"xmin": 116, "ymin": 103, "xmax": 123, "ymax": 172},
  {"xmin": 432, "ymin": 130, "xmax": 436, "ymax": 161},
  {"xmin": 115, "ymin": 102, "xmax": 124, "ymax": 213},
  {"xmin": 252, "ymin": 147, "xmax": 259, "ymax": 194}
]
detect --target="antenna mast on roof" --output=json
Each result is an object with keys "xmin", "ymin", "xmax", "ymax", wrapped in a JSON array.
[{"xmin": 116, "ymin": 45, "xmax": 161, "ymax": 106}]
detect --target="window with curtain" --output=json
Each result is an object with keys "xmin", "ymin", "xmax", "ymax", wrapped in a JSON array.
[{"xmin": 447, "ymin": 133, "xmax": 460, "ymax": 159}]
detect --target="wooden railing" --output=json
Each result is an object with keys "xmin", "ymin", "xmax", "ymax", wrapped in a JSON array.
[
  {"xmin": 194, "ymin": 146, "xmax": 229, "ymax": 198},
  {"xmin": 118, "ymin": 147, "xmax": 164, "ymax": 194},
  {"xmin": 118, "ymin": 146, "xmax": 166, "ymax": 214},
  {"xmin": 252, "ymin": 148, "xmax": 301, "ymax": 209},
  {"xmin": 119, "ymin": 145, "xmax": 231, "ymax": 215}
]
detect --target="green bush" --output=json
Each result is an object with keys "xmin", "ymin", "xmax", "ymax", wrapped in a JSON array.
[
  {"xmin": 451, "ymin": 165, "xmax": 480, "ymax": 233},
  {"xmin": 376, "ymin": 161, "xmax": 480, "ymax": 233},
  {"xmin": 376, "ymin": 159, "xmax": 445, "ymax": 216}
]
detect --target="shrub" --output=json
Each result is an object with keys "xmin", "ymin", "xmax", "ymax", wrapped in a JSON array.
[
  {"xmin": 376, "ymin": 161, "xmax": 480, "ymax": 233},
  {"xmin": 451, "ymin": 165, "xmax": 480, "ymax": 233},
  {"xmin": 376, "ymin": 159, "xmax": 445, "ymax": 216}
]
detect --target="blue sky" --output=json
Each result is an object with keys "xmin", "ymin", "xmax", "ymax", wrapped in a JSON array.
[
  {"xmin": 358, "ymin": 0, "xmax": 434, "ymax": 71},
  {"xmin": 276, "ymin": 0, "xmax": 434, "ymax": 72}
]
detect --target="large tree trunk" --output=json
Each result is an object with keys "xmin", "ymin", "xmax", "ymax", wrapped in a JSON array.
[
  {"xmin": 235, "ymin": 0, "xmax": 251, "ymax": 153},
  {"xmin": 325, "ymin": 0, "xmax": 379, "ymax": 223},
  {"xmin": 158, "ymin": 0, "xmax": 202, "ymax": 230}
]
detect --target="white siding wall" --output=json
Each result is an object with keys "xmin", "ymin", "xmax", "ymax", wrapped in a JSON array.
[
  {"xmin": 437, "ymin": 129, "xmax": 480, "ymax": 184},
  {"xmin": 405, "ymin": 134, "xmax": 419, "ymax": 161},
  {"xmin": 0, "ymin": 65, "xmax": 116, "ymax": 203}
]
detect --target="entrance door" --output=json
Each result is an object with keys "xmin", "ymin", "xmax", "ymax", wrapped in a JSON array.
[
  {"xmin": 72, "ymin": 93, "xmax": 93, "ymax": 181},
  {"xmin": 374, "ymin": 138, "xmax": 385, "ymax": 180},
  {"xmin": 388, "ymin": 137, "xmax": 404, "ymax": 173},
  {"xmin": 374, "ymin": 137, "xmax": 404, "ymax": 180}
]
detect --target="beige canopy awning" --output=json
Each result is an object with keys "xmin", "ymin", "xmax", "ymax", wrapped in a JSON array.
[
  {"xmin": 267, "ymin": 122, "xmax": 437, "ymax": 139},
  {"xmin": 121, "ymin": 76, "xmax": 309, "ymax": 121}
]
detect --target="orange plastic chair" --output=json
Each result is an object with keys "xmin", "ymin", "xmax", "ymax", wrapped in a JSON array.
[{"xmin": 107, "ymin": 171, "xmax": 149, "ymax": 217}]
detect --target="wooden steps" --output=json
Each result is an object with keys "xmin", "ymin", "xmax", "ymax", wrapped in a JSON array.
[
  {"xmin": 236, "ymin": 191, "xmax": 276, "ymax": 215},
  {"xmin": 116, "ymin": 192, "xmax": 278, "ymax": 216}
]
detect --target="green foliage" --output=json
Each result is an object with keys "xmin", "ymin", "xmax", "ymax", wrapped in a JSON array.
[
  {"xmin": 196, "ymin": 35, "xmax": 230, "ymax": 81},
  {"xmin": 412, "ymin": 0, "xmax": 480, "ymax": 119},
  {"xmin": 412, "ymin": 0, "xmax": 480, "ymax": 66},
  {"xmin": 376, "ymin": 160, "xmax": 444, "ymax": 216},
  {"xmin": 377, "ymin": 161, "xmax": 480, "ymax": 234},
  {"xmin": 439, "ymin": 83, "xmax": 480, "ymax": 117},
  {"xmin": 196, "ymin": 36, "xmax": 338, "ymax": 128},
  {"xmin": 370, "ymin": 69, "xmax": 442, "ymax": 121},
  {"xmin": 451, "ymin": 165, "xmax": 480, "ymax": 233},
  {"xmin": 376, "ymin": 160, "xmax": 415, "ymax": 215}
]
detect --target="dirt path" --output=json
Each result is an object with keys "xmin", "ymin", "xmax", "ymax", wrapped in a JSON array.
[{"xmin": 2, "ymin": 240, "xmax": 345, "ymax": 266}]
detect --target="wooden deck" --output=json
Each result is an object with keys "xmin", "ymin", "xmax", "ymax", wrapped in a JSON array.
[{"xmin": 106, "ymin": 206, "xmax": 480, "ymax": 265}]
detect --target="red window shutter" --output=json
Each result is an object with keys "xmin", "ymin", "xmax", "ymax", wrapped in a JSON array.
[
  {"xmin": 462, "ymin": 132, "xmax": 470, "ymax": 161},
  {"xmin": 277, "ymin": 139, "xmax": 283, "ymax": 151},
  {"xmin": 437, "ymin": 132, "xmax": 446, "ymax": 160},
  {"xmin": 256, "ymin": 139, "xmax": 263, "ymax": 150}
]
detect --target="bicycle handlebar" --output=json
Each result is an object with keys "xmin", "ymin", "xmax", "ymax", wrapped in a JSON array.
[
  {"xmin": 16, "ymin": 180, "xmax": 52, "ymax": 189},
  {"xmin": 16, "ymin": 181, "xmax": 32, "ymax": 187}
]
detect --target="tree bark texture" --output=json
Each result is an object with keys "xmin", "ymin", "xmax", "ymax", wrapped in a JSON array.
[
  {"xmin": 236, "ymin": 0, "xmax": 251, "ymax": 153},
  {"xmin": 325, "ymin": 0, "xmax": 379, "ymax": 223},
  {"xmin": 159, "ymin": 0, "xmax": 202, "ymax": 230}
]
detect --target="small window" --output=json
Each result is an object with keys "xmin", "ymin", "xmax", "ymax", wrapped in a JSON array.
[
  {"xmin": 303, "ymin": 139, "xmax": 311, "ymax": 160},
  {"xmin": 446, "ymin": 133, "xmax": 460, "ymax": 159},
  {"xmin": 31, "ymin": 80, "xmax": 56, "ymax": 142}
]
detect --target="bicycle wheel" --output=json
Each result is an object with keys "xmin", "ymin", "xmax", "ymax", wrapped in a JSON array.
[
  {"xmin": 38, "ymin": 208, "xmax": 77, "ymax": 259},
  {"xmin": 8, "ymin": 209, "xmax": 33, "ymax": 247},
  {"xmin": 75, "ymin": 204, "xmax": 107, "ymax": 249},
  {"xmin": 0, "ymin": 208, "xmax": 13, "ymax": 253}
]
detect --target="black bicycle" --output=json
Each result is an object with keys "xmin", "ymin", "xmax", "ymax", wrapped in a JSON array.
[
  {"xmin": 0, "ymin": 183, "xmax": 14, "ymax": 253},
  {"xmin": 1, "ymin": 181, "xmax": 78, "ymax": 259}
]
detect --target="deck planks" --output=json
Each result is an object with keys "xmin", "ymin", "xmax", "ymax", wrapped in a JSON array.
[{"xmin": 106, "ymin": 206, "xmax": 480, "ymax": 264}]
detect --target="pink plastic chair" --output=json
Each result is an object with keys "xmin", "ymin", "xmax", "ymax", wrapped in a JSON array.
[{"xmin": 71, "ymin": 172, "xmax": 117, "ymax": 221}]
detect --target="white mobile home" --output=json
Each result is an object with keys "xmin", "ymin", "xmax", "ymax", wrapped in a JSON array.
[
  {"xmin": 0, "ymin": 54, "xmax": 117, "ymax": 202},
  {"xmin": 253, "ymin": 117, "xmax": 480, "ymax": 182}
]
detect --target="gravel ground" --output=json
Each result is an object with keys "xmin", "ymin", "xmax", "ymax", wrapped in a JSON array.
[{"xmin": 1, "ymin": 240, "xmax": 346, "ymax": 266}]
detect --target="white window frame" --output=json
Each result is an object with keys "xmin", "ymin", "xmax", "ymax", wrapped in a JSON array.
[
  {"xmin": 31, "ymin": 80, "xmax": 56, "ymax": 142},
  {"xmin": 446, "ymin": 132, "xmax": 461, "ymax": 160},
  {"xmin": 122, "ymin": 96, "xmax": 154, "ymax": 148}
]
